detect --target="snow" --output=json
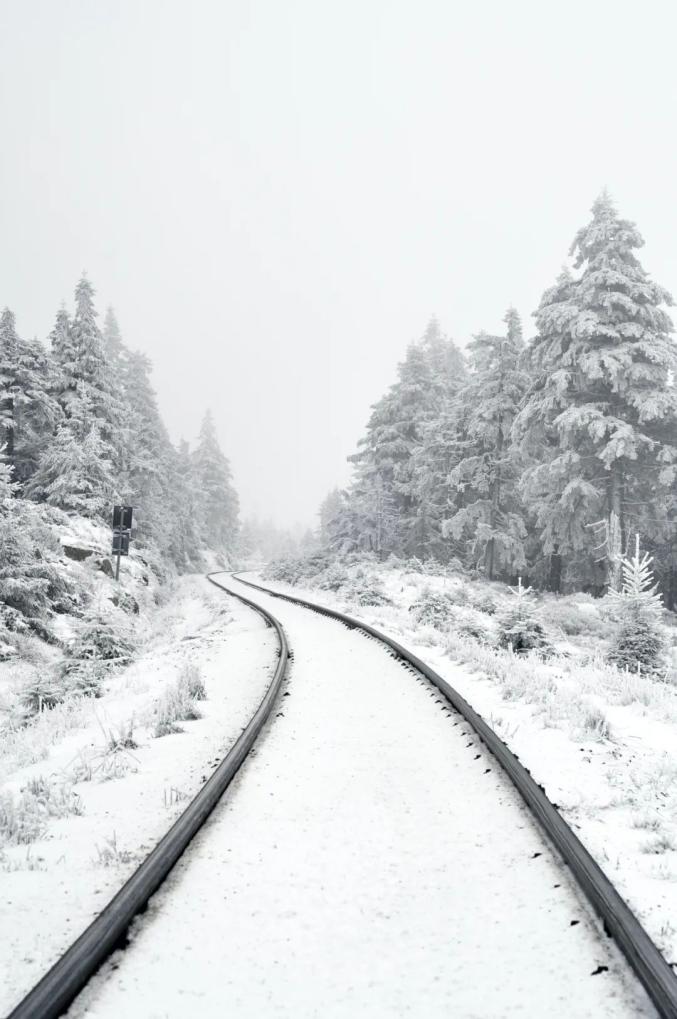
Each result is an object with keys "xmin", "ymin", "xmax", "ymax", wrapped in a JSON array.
[
  {"xmin": 0, "ymin": 576, "xmax": 276, "ymax": 1016},
  {"xmin": 66, "ymin": 575, "xmax": 652, "ymax": 1018},
  {"xmin": 257, "ymin": 562, "xmax": 677, "ymax": 975}
]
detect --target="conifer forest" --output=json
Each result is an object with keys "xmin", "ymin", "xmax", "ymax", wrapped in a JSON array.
[{"xmin": 318, "ymin": 194, "xmax": 677, "ymax": 608}]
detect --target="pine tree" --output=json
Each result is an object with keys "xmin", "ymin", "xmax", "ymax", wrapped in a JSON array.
[
  {"xmin": 497, "ymin": 578, "xmax": 551, "ymax": 655},
  {"xmin": 49, "ymin": 304, "xmax": 72, "ymax": 363},
  {"xmin": 121, "ymin": 349, "xmax": 172, "ymax": 547},
  {"xmin": 347, "ymin": 318, "xmax": 466, "ymax": 559},
  {"xmin": 515, "ymin": 194, "xmax": 677, "ymax": 592},
  {"xmin": 102, "ymin": 306, "xmax": 127, "ymax": 371},
  {"xmin": 0, "ymin": 308, "xmax": 59, "ymax": 485},
  {"xmin": 445, "ymin": 309, "xmax": 529, "ymax": 579},
  {"xmin": 192, "ymin": 411, "xmax": 239, "ymax": 555},
  {"xmin": 27, "ymin": 398, "xmax": 117, "ymax": 517},
  {"xmin": 55, "ymin": 276, "xmax": 121, "ymax": 440},
  {"xmin": 607, "ymin": 535, "xmax": 666, "ymax": 673}
]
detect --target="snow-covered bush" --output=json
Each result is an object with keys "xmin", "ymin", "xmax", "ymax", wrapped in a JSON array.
[
  {"xmin": 315, "ymin": 561, "xmax": 351, "ymax": 592},
  {"xmin": 152, "ymin": 671, "xmax": 203, "ymax": 737},
  {"xmin": 20, "ymin": 671, "xmax": 67, "ymax": 715},
  {"xmin": 607, "ymin": 541, "xmax": 667, "ymax": 675},
  {"xmin": 538, "ymin": 595, "xmax": 606, "ymax": 638},
  {"xmin": 180, "ymin": 663, "xmax": 206, "ymax": 701},
  {"xmin": 0, "ymin": 777, "xmax": 82, "ymax": 846},
  {"xmin": 497, "ymin": 579, "xmax": 551, "ymax": 655},
  {"xmin": 408, "ymin": 587, "xmax": 457, "ymax": 629},
  {"xmin": 61, "ymin": 614, "xmax": 137, "ymax": 698},
  {"xmin": 448, "ymin": 604, "xmax": 496, "ymax": 644},
  {"xmin": 263, "ymin": 556, "xmax": 305, "ymax": 585},
  {"xmin": 342, "ymin": 577, "xmax": 393, "ymax": 607}
]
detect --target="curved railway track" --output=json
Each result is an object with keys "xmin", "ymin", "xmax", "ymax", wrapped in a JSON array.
[
  {"xmin": 230, "ymin": 571, "xmax": 677, "ymax": 1019},
  {"xmin": 7, "ymin": 570, "xmax": 677, "ymax": 1018},
  {"xmin": 6, "ymin": 574, "xmax": 290, "ymax": 1019}
]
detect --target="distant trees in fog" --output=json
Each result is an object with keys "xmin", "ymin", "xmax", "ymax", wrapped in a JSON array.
[{"xmin": 0, "ymin": 276, "xmax": 239, "ymax": 569}]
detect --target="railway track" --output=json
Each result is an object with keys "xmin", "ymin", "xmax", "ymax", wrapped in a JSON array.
[
  {"xmin": 229, "ymin": 571, "xmax": 677, "ymax": 1019},
  {"xmin": 7, "ymin": 570, "xmax": 677, "ymax": 1018},
  {"xmin": 6, "ymin": 575, "xmax": 290, "ymax": 1019}
]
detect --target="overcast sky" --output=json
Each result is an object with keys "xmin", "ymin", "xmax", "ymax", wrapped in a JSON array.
[{"xmin": 1, "ymin": 0, "xmax": 677, "ymax": 528}]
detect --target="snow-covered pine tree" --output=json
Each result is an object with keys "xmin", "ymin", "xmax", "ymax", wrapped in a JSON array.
[
  {"xmin": 102, "ymin": 306, "xmax": 127, "ymax": 369},
  {"xmin": 164, "ymin": 439, "xmax": 204, "ymax": 570},
  {"xmin": 410, "ymin": 324, "xmax": 468, "ymax": 562},
  {"xmin": 515, "ymin": 194, "xmax": 677, "ymax": 592},
  {"xmin": 347, "ymin": 318, "xmax": 465, "ymax": 559},
  {"xmin": 318, "ymin": 488, "xmax": 346, "ymax": 549},
  {"xmin": 607, "ymin": 535, "xmax": 666, "ymax": 673},
  {"xmin": 192, "ymin": 411, "xmax": 239, "ymax": 556},
  {"xmin": 119, "ymin": 349, "xmax": 173, "ymax": 549},
  {"xmin": 497, "ymin": 577, "xmax": 550, "ymax": 655},
  {"xmin": 445, "ymin": 308, "xmax": 529, "ymax": 579},
  {"xmin": 49, "ymin": 304, "xmax": 72, "ymax": 363},
  {"xmin": 0, "ymin": 308, "xmax": 59, "ymax": 486},
  {"xmin": 38, "ymin": 275, "xmax": 126, "ymax": 516},
  {"xmin": 27, "ymin": 396, "xmax": 117, "ymax": 517},
  {"xmin": 54, "ymin": 276, "xmax": 123, "ymax": 442}
]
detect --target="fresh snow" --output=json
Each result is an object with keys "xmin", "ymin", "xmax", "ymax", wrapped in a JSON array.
[
  {"xmin": 0, "ymin": 576, "xmax": 276, "ymax": 1016},
  {"xmin": 257, "ymin": 564, "xmax": 677, "ymax": 979},
  {"xmin": 66, "ymin": 575, "xmax": 653, "ymax": 1018}
]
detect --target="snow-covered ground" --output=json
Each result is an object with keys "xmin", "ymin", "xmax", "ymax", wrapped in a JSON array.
[
  {"xmin": 0, "ymin": 576, "xmax": 276, "ymax": 1016},
  {"xmin": 255, "ymin": 561, "xmax": 677, "ymax": 975},
  {"xmin": 67, "ymin": 575, "xmax": 652, "ymax": 1018}
]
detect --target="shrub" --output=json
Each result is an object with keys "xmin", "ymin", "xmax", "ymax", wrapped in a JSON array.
[
  {"xmin": 61, "ymin": 614, "xmax": 137, "ymax": 697},
  {"xmin": 497, "ymin": 579, "xmax": 551, "ymax": 656},
  {"xmin": 539, "ymin": 596, "xmax": 605, "ymax": 638},
  {"xmin": 20, "ymin": 672, "xmax": 66, "ymax": 715},
  {"xmin": 315, "ymin": 562, "xmax": 350, "ymax": 592},
  {"xmin": 0, "ymin": 777, "xmax": 82, "ymax": 846},
  {"xmin": 343, "ymin": 579, "xmax": 393, "ymax": 607},
  {"xmin": 153, "ymin": 673, "xmax": 203, "ymax": 737},
  {"xmin": 181, "ymin": 663, "xmax": 206, "ymax": 700},
  {"xmin": 408, "ymin": 588, "xmax": 457, "ymax": 629}
]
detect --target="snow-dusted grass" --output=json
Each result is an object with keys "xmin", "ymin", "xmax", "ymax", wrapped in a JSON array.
[
  {"xmin": 258, "ymin": 555, "xmax": 677, "ymax": 965},
  {"xmin": 151, "ymin": 666, "xmax": 206, "ymax": 737},
  {"xmin": 0, "ymin": 576, "xmax": 277, "ymax": 1015}
]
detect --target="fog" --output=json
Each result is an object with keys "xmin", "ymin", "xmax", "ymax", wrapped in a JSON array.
[{"xmin": 2, "ymin": 0, "xmax": 677, "ymax": 528}]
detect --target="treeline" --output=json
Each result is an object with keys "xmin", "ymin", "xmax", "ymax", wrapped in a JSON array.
[
  {"xmin": 320, "ymin": 194, "xmax": 677, "ymax": 606},
  {"xmin": 0, "ymin": 275, "xmax": 239, "ymax": 570}
]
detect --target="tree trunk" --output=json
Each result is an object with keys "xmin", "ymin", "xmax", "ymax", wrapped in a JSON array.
[
  {"xmin": 607, "ymin": 470, "xmax": 624, "ymax": 592},
  {"xmin": 548, "ymin": 547, "xmax": 562, "ymax": 593}
]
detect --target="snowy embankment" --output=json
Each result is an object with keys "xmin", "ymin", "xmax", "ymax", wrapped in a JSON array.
[
  {"xmin": 0, "ymin": 574, "xmax": 275, "ymax": 1016},
  {"xmin": 67, "ymin": 575, "xmax": 651, "ymax": 1018},
  {"xmin": 255, "ymin": 561, "xmax": 677, "ymax": 972}
]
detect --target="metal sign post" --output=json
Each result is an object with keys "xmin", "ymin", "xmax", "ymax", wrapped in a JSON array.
[{"xmin": 111, "ymin": 505, "xmax": 134, "ymax": 581}]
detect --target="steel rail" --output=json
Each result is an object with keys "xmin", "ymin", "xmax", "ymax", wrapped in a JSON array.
[
  {"xmin": 7, "ymin": 573, "xmax": 290, "ymax": 1019},
  {"xmin": 230, "ymin": 571, "xmax": 677, "ymax": 1019}
]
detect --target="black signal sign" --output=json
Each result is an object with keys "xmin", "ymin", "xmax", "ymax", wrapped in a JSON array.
[
  {"xmin": 112, "ymin": 505, "xmax": 134, "ymax": 530},
  {"xmin": 112, "ymin": 532, "xmax": 130, "ymax": 556}
]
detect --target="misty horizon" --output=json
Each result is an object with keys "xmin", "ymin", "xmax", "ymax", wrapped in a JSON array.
[{"xmin": 3, "ymin": 0, "xmax": 677, "ymax": 529}]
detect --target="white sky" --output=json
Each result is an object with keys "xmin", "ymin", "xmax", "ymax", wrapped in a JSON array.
[{"xmin": 2, "ymin": 0, "xmax": 677, "ymax": 527}]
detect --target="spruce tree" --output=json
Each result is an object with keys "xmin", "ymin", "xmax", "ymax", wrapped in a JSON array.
[
  {"xmin": 27, "ymin": 396, "xmax": 117, "ymax": 517},
  {"xmin": 0, "ymin": 308, "xmax": 59, "ymax": 485},
  {"xmin": 102, "ymin": 306, "xmax": 127, "ymax": 371},
  {"xmin": 446, "ymin": 309, "xmax": 529, "ymax": 579},
  {"xmin": 192, "ymin": 411, "xmax": 239, "ymax": 555},
  {"xmin": 515, "ymin": 194, "xmax": 677, "ymax": 591}
]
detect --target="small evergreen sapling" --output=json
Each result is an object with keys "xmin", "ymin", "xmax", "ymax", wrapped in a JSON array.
[
  {"xmin": 607, "ymin": 536, "xmax": 667, "ymax": 674},
  {"xmin": 497, "ymin": 578, "xmax": 551, "ymax": 655}
]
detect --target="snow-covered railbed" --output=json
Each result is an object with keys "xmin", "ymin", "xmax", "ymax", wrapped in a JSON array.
[
  {"xmin": 0, "ymin": 576, "xmax": 276, "ymax": 1017},
  {"xmin": 68, "ymin": 575, "xmax": 652, "ymax": 1018}
]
